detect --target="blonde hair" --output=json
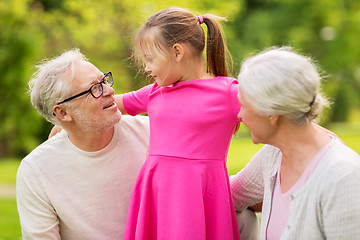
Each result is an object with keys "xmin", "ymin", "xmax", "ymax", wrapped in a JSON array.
[
  {"xmin": 133, "ymin": 7, "xmax": 232, "ymax": 77},
  {"xmin": 29, "ymin": 49, "xmax": 86, "ymax": 125},
  {"xmin": 238, "ymin": 47, "xmax": 330, "ymax": 124}
]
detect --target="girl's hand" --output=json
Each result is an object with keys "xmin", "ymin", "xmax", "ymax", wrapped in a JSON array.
[
  {"xmin": 48, "ymin": 125, "xmax": 63, "ymax": 139},
  {"xmin": 315, "ymin": 123, "xmax": 345, "ymax": 144}
]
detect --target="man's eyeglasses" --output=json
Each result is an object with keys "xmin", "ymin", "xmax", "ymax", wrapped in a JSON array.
[{"xmin": 57, "ymin": 72, "xmax": 113, "ymax": 105}]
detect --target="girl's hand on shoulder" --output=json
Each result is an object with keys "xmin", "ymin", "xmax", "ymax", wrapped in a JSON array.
[
  {"xmin": 48, "ymin": 125, "xmax": 63, "ymax": 139},
  {"xmin": 315, "ymin": 123, "xmax": 345, "ymax": 144}
]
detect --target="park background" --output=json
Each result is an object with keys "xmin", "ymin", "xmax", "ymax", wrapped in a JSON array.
[{"xmin": 1, "ymin": 0, "xmax": 359, "ymax": 238}]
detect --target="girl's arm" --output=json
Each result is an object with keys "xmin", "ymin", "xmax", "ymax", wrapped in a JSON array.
[{"xmin": 114, "ymin": 94, "xmax": 128, "ymax": 114}]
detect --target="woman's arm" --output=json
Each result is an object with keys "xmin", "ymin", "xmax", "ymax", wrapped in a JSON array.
[{"xmin": 230, "ymin": 145, "xmax": 274, "ymax": 212}]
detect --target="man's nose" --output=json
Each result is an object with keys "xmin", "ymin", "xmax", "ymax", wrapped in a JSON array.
[{"xmin": 102, "ymin": 83, "xmax": 115, "ymax": 96}]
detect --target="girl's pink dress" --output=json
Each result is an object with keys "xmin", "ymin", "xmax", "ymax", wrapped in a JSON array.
[{"xmin": 122, "ymin": 77, "xmax": 241, "ymax": 240}]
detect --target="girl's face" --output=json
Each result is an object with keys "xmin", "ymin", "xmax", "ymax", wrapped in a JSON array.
[
  {"xmin": 142, "ymin": 49, "xmax": 182, "ymax": 87},
  {"xmin": 237, "ymin": 87, "xmax": 275, "ymax": 144}
]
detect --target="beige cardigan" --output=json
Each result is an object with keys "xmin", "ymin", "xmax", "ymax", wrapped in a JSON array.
[{"xmin": 230, "ymin": 139, "xmax": 360, "ymax": 240}]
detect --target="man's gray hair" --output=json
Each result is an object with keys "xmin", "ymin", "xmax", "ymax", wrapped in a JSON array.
[
  {"xmin": 28, "ymin": 49, "xmax": 86, "ymax": 125},
  {"xmin": 238, "ymin": 47, "xmax": 329, "ymax": 124}
]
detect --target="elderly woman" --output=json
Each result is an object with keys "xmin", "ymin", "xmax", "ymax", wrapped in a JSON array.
[{"xmin": 230, "ymin": 47, "xmax": 360, "ymax": 239}]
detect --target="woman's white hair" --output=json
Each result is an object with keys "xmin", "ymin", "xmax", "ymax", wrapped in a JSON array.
[
  {"xmin": 28, "ymin": 49, "xmax": 86, "ymax": 125},
  {"xmin": 238, "ymin": 46, "xmax": 329, "ymax": 124}
]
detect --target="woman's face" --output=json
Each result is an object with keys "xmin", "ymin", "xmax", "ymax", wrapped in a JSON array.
[{"xmin": 237, "ymin": 87, "xmax": 275, "ymax": 144}]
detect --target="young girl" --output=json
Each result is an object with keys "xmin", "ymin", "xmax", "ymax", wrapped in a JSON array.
[{"xmin": 117, "ymin": 7, "xmax": 241, "ymax": 240}]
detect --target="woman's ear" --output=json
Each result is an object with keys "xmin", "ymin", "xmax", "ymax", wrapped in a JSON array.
[
  {"xmin": 269, "ymin": 115, "xmax": 279, "ymax": 126},
  {"xmin": 53, "ymin": 105, "xmax": 72, "ymax": 122},
  {"xmin": 172, "ymin": 43, "xmax": 184, "ymax": 62}
]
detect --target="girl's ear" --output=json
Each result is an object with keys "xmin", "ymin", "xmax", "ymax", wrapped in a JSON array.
[
  {"xmin": 172, "ymin": 43, "xmax": 184, "ymax": 62},
  {"xmin": 53, "ymin": 105, "xmax": 72, "ymax": 122}
]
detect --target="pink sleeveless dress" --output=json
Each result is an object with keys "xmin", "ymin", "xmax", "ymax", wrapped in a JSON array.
[{"xmin": 123, "ymin": 77, "xmax": 241, "ymax": 240}]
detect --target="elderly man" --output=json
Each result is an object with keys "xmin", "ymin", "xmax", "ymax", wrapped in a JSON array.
[{"xmin": 16, "ymin": 49, "xmax": 150, "ymax": 239}]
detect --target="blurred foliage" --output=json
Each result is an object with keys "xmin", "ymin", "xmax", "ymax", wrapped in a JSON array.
[
  {"xmin": 0, "ymin": 0, "xmax": 359, "ymax": 158},
  {"xmin": 228, "ymin": 0, "xmax": 360, "ymax": 124}
]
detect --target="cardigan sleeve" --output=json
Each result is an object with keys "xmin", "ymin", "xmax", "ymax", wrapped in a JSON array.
[{"xmin": 230, "ymin": 144, "xmax": 279, "ymax": 212}]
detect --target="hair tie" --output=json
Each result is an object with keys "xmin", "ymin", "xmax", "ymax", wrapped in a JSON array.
[
  {"xmin": 198, "ymin": 16, "xmax": 204, "ymax": 24},
  {"xmin": 309, "ymin": 95, "xmax": 316, "ymax": 107}
]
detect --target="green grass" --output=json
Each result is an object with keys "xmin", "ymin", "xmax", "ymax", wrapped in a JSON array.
[
  {"xmin": 0, "ymin": 198, "xmax": 21, "ymax": 240},
  {"xmin": 0, "ymin": 122, "xmax": 359, "ymax": 239},
  {"xmin": 0, "ymin": 159, "xmax": 21, "ymax": 239}
]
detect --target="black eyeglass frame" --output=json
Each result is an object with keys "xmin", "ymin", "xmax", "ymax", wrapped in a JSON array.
[{"xmin": 57, "ymin": 72, "xmax": 113, "ymax": 105}]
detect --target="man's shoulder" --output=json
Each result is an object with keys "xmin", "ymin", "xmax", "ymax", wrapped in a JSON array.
[
  {"xmin": 116, "ymin": 115, "xmax": 149, "ymax": 131},
  {"xmin": 21, "ymin": 131, "xmax": 67, "ymax": 165},
  {"xmin": 114, "ymin": 115, "xmax": 150, "ymax": 146}
]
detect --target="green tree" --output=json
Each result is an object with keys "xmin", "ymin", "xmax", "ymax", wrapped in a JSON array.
[
  {"xmin": 229, "ymin": 0, "xmax": 360, "ymax": 123},
  {"xmin": 0, "ymin": 0, "xmax": 48, "ymax": 157}
]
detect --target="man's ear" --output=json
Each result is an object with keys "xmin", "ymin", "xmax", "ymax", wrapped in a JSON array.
[
  {"xmin": 172, "ymin": 43, "xmax": 184, "ymax": 62},
  {"xmin": 53, "ymin": 105, "xmax": 72, "ymax": 122}
]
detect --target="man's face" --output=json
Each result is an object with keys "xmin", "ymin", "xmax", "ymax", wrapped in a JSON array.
[{"xmin": 67, "ymin": 60, "xmax": 121, "ymax": 133}]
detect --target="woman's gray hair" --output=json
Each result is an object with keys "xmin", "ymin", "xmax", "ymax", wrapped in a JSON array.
[
  {"xmin": 28, "ymin": 49, "xmax": 86, "ymax": 125},
  {"xmin": 238, "ymin": 47, "xmax": 330, "ymax": 124}
]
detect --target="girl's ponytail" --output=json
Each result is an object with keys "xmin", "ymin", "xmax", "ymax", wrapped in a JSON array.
[{"xmin": 202, "ymin": 14, "xmax": 233, "ymax": 77}]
